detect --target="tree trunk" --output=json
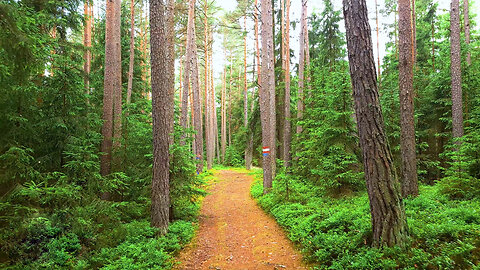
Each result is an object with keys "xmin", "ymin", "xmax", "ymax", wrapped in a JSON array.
[
  {"xmin": 283, "ymin": 0, "xmax": 291, "ymax": 167},
  {"xmin": 464, "ymin": 0, "xmax": 471, "ymax": 65},
  {"xmin": 204, "ymin": 1, "xmax": 213, "ymax": 170},
  {"xmin": 297, "ymin": 0, "xmax": 308, "ymax": 135},
  {"xmin": 343, "ymin": 0, "xmax": 408, "ymax": 248},
  {"xmin": 260, "ymin": 0, "xmax": 275, "ymax": 193},
  {"xmin": 126, "ymin": 0, "xmax": 135, "ymax": 105},
  {"xmin": 181, "ymin": 6, "xmax": 193, "ymax": 136},
  {"xmin": 112, "ymin": 0, "xmax": 122, "ymax": 167},
  {"xmin": 243, "ymin": 16, "xmax": 250, "ymax": 170},
  {"xmin": 450, "ymin": 0, "xmax": 464, "ymax": 142},
  {"xmin": 83, "ymin": 0, "xmax": 92, "ymax": 93},
  {"xmin": 189, "ymin": 0, "xmax": 203, "ymax": 173},
  {"xmin": 150, "ymin": 0, "xmax": 174, "ymax": 233},
  {"xmin": 399, "ymin": 0, "xmax": 418, "ymax": 197},
  {"xmin": 100, "ymin": 0, "xmax": 121, "ymax": 177},
  {"xmin": 221, "ymin": 67, "xmax": 227, "ymax": 163},
  {"xmin": 398, "ymin": 0, "xmax": 418, "ymax": 197}
]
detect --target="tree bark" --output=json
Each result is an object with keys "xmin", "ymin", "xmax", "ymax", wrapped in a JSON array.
[
  {"xmin": 83, "ymin": 0, "xmax": 93, "ymax": 93},
  {"xmin": 126, "ymin": 0, "xmax": 135, "ymax": 105},
  {"xmin": 189, "ymin": 0, "xmax": 203, "ymax": 173},
  {"xmin": 181, "ymin": 5, "xmax": 193, "ymax": 134},
  {"xmin": 260, "ymin": 0, "xmax": 275, "ymax": 193},
  {"xmin": 450, "ymin": 0, "xmax": 464, "ymax": 141},
  {"xmin": 221, "ymin": 66, "xmax": 227, "ymax": 163},
  {"xmin": 204, "ymin": 1, "xmax": 213, "ymax": 170},
  {"xmin": 100, "ymin": 0, "xmax": 121, "ymax": 177},
  {"xmin": 243, "ymin": 16, "xmax": 251, "ymax": 170},
  {"xmin": 375, "ymin": 0, "xmax": 381, "ymax": 83},
  {"xmin": 150, "ymin": 0, "xmax": 174, "ymax": 233},
  {"xmin": 112, "ymin": 0, "xmax": 122, "ymax": 166},
  {"xmin": 283, "ymin": 0, "xmax": 291, "ymax": 167},
  {"xmin": 399, "ymin": 0, "xmax": 418, "ymax": 197},
  {"xmin": 297, "ymin": 0, "xmax": 308, "ymax": 135},
  {"xmin": 464, "ymin": 0, "xmax": 471, "ymax": 65},
  {"xmin": 343, "ymin": 0, "xmax": 408, "ymax": 248}
]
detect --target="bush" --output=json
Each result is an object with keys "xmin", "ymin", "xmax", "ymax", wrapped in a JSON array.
[{"xmin": 252, "ymin": 175, "xmax": 480, "ymax": 269}]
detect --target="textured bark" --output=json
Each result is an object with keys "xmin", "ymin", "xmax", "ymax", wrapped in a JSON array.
[
  {"xmin": 450, "ymin": 0, "xmax": 464, "ymax": 141},
  {"xmin": 243, "ymin": 16, "xmax": 250, "ymax": 170},
  {"xmin": 343, "ymin": 0, "xmax": 408, "ymax": 248},
  {"xmin": 150, "ymin": 0, "xmax": 174, "ymax": 233},
  {"xmin": 112, "ymin": 0, "xmax": 122, "ymax": 165},
  {"xmin": 100, "ymin": 0, "xmax": 121, "ymax": 176},
  {"xmin": 188, "ymin": 0, "xmax": 203, "ymax": 173},
  {"xmin": 297, "ymin": 0, "xmax": 308, "ymax": 135},
  {"xmin": 126, "ymin": 0, "xmax": 135, "ymax": 105},
  {"xmin": 464, "ymin": 0, "xmax": 471, "ymax": 65},
  {"xmin": 221, "ymin": 67, "xmax": 227, "ymax": 163},
  {"xmin": 204, "ymin": 1, "xmax": 213, "ymax": 170},
  {"xmin": 260, "ymin": 0, "xmax": 275, "ymax": 193},
  {"xmin": 181, "ymin": 6, "xmax": 193, "ymax": 133},
  {"xmin": 283, "ymin": 0, "xmax": 291, "ymax": 167},
  {"xmin": 399, "ymin": 0, "xmax": 418, "ymax": 197},
  {"xmin": 83, "ymin": 0, "xmax": 92, "ymax": 92}
]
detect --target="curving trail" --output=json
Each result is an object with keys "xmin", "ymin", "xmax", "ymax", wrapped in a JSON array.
[{"xmin": 174, "ymin": 169, "xmax": 308, "ymax": 270}]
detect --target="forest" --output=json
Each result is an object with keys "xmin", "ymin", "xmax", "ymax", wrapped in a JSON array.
[{"xmin": 0, "ymin": 0, "xmax": 479, "ymax": 268}]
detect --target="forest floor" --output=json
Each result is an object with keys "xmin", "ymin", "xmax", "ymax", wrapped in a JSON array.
[{"xmin": 173, "ymin": 169, "xmax": 308, "ymax": 270}]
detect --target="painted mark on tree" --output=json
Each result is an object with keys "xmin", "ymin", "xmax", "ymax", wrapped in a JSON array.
[{"xmin": 262, "ymin": 146, "xmax": 270, "ymax": 156}]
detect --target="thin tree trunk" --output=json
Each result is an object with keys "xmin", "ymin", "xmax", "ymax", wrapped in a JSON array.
[
  {"xmin": 283, "ymin": 0, "xmax": 291, "ymax": 167},
  {"xmin": 343, "ymin": 0, "xmax": 408, "ymax": 248},
  {"xmin": 260, "ymin": 0, "xmax": 275, "ymax": 193},
  {"xmin": 221, "ymin": 66, "xmax": 227, "ymax": 163},
  {"xmin": 450, "ymin": 0, "xmax": 464, "ymax": 142},
  {"xmin": 181, "ymin": 7, "xmax": 193, "ymax": 137},
  {"xmin": 83, "ymin": 0, "xmax": 93, "ymax": 93},
  {"xmin": 126, "ymin": 0, "xmax": 135, "ymax": 105},
  {"xmin": 150, "ymin": 0, "xmax": 175, "ymax": 234},
  {"xmin": 432, "ymin": 17, "xmax": 435, "ymax": 71},
  {"xmin": 399, "ymin": 0, "xmax": 419, "ymax": 197},
  {"xmin": 297, "ymin": 0, "xmax": 307, "ymax": 135},
  {"xmin": 204, "ymin": 1, "xmax": 213, "ymax": 170},
  {"xmin": 100, "ymin": 0, "xmax": 121, "ymax": 177},
  {"xmin": 112, "ymin": 0, "xmax": 122, "ymax": 166},
  {"xmin": 464, "ymin": 0, "xmax": 471, "ymax": 65},
  {"xmin": 188, "ymin": 0, "xmax": 203, "ymax": 173},
  {"xmin": 243, "ymin": 16, "xmax": 250, "ymax": 170}
]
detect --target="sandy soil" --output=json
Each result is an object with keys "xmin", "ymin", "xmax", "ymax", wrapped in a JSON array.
[{"xmin": 173, "ymin": 170, "xmax": 308, "ymax": 270}]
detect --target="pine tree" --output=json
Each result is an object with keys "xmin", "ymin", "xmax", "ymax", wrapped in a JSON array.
[
  {"xmin": 343, "ymin": 0, "xmax": 408, "ymax": 247},
  {"xmin": 399, "ymin": 0, "xmax": 419, "ymax": 196},
  {"xmin": 450, "ymin": 0, "xmax": 464, "ymax": 142},
  {"xmin": 260, "ymin": 0, "xmax": 275, "ymax": 193},
  {"xmin": 150, "ymin": 0, "xmax": 175, "ymax": 233}
]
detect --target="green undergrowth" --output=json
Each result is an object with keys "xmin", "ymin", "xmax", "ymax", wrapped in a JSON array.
[
  {"xmin": 251, "ymin": 171, "xmax": 480, "ymax": 269},
  {"xmin": 0, "ymin": 171, "xmax": 210, "ymax": 270}
]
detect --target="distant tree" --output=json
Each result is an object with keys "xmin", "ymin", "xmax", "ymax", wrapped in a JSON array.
[
  {"xmin": 464, "ymin": 0, "xmax": 471, "ymax": 65},
  {"xmin": 398, "ymin": 0, "xmax": 419, "ymax": 196},
  {"xmin": 450, "ymin": 0, "xmax": 464, "ymax": 143},
  {"xmin": 126, "ymin": 0, "xmax": 135, "ymax": 104},
  {"xmin": 297, "ymin": 0, "xmax": 308, "ymax": 135},
  {"xmin": 100, "ymin": 0, "xmax": 121, "ymax": 177},
  {"xmin": 343, "ymin": 0, "xmax": 408, "ymax": 247},
  {"xmin": 282, "ymin": 0, "xmax": 291, "ymax": 167}
]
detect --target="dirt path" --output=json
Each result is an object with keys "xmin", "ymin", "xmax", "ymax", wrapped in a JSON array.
[{"xmin": 174, "ymin": 170, "xmax": 308, "ymax": 270}]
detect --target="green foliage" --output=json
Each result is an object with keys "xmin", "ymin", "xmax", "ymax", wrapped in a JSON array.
[
  {"xmin": 252, "ymin": 176, "xmax": 480, "ymax": 269},
  {"xmin": 224, "ymin": 145, "xmax": 244, "ymax": 167}
]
